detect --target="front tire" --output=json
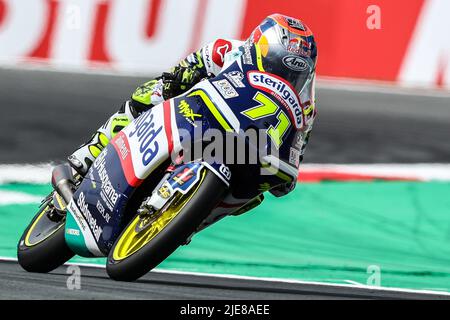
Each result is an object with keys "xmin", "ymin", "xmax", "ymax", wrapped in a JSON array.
[
  {"xmin": 17, "ymin": 195, "xmax": 74, "ymax": 273},
  {"xmin": 106, "ymin": 169, "xmax": 227, "ymax": 281}
]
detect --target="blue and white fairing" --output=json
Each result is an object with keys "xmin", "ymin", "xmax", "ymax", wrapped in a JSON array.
[
  {"xmin": 65, "ymin": 147, "xmax": 130, "ymax": 256},
  {"xmin": 64, "ymin": 44, "xmax": 311, "ymax": 257}
]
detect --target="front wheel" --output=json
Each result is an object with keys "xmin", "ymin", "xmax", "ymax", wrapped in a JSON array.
[
  {"xmin": 106, "ymin": 169, "xmax": 227, "ymax": 281},
  {"xmin": 17, "ymin": 193, "xmax": 74, "ymax": 273}
]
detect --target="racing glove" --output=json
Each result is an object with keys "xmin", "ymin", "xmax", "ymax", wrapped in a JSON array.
[{"xmin": 162, "ymin": 66, "xmax": 202, "ymax": 100}]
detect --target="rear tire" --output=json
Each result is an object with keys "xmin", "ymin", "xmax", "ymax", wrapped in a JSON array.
[
  {"xmin": 17, "ymin": 198, "xmax": 74, "ymax": 273},
  {"xmin": 106, "ymin": 169, "xmax": 227, "ymax": 281}
]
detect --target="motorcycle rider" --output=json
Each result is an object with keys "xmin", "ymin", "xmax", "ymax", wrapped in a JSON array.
[{"xmin": 68, "ymin": 13, "xmax": 317, "ymax": 213}]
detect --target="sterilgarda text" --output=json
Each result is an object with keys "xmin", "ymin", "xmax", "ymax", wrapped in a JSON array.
[{"xmin": 249, "ymin": 72, "xmax": 303, "ymax": 129}]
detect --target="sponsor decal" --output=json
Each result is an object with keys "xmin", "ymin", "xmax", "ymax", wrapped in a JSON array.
[
  {"xmin": 77, "ymin": 192, "xmax": 102, "ymax": 242},
  {"xmin": 248, "ymin": 71, "xmax": 303, "ymax": 128},
  {"xmin": 289, "ymin": 147, "xmax": 301, "ymax": 167},
  {"xmin": 152, "ymin": 81, "xmax": 163, "ymax": 99},
  {"xmin": 112, "ymin": 131, "xmax": 142, "ymax": 187},
  {"xmin": 96, "ymin": 200, "xmax": 111, "ymax": 223},
  {"xmin": 243, "ymin": 42, "xmax": 253, "ymax": 65},
  {"xmin": 224, "ymin": 71, "xmax": 245, "ymax": 88},
  {"xmin": 178, "ymin": 100, "xmax": 202, "ymax": 127},
  {"xmin": 250, "ymin": 27, "xmax": 263, "ymax": 44},
  {"xmin": 69, "ymin": 200, "xmax": 87, "ymax": 232},
  {"xmin": 129, "ymin": 111, "xmax": 163, "ymax": 166},
  {"xmin": 115, "ymin": 134, "xmax": 129, "ymax": 160},
  {"xmin": 168, "ymin": 163, "xmax": 204, "ymax": 193},
  {"xmin": 216, "ymin": 44, "xmax": 230, "ymax": 61},
  {"xmin": 157, "ymin": 183, "xmax": 171, "ymax": 199},
  {"xmin": 173, "ymin": 167, "xmax": 195, "ymax": 186},
  {"xmin": 186, "ymin": 52, "xmax": 200, "ymax": 66},
  {"xmin": 219, "ymin": 164, "xmax": 231, "ymax": 181},
  {"xmin": 294, "ymin": 131, "xmax": 304, "ymax": 149},
  {"xmin": 93, "ymin": 148, "xmax": 120, "ymax": 211},
  {"xmin": 223, "ymin": 48, "xmax": 243, "ymax": 67},
  {"xmin": 112, "ymin": 115, "xmax": 130, "ymax": 126},
  {"xmin": 212, "ymin": 79, "xmax": 239, "ymax": 99},
  {"xmin": 287, "ymin": 38, "xmax": 312, "ymax": 57},
  {"xmin": 203, "ymin": 45, "xmax": 212, "ymax": 69},
  {"xmin": 282, "ymin": 55, "xmax": 309, "ymax": 72},
  {"xmin": 212, "ymin": 39, "xmax": 232, "ymax": 67},
  {"xmin": 66, "ymin": 228, "xmax": 80, "ymax": 236},
  {"xmin": 286, "ymin": 18, "xmax": 306, "ymax": 31},
  {"xmin": 135, "ymin": 86, "xmax": 150, "ymax": 96}
]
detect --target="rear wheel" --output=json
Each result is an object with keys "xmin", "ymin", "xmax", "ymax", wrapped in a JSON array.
[
  {"xmin": 106, "ymin": 169, "xmax": 227, "ymax": 281},
  {"xmin": 17, "ymin": 193, "xmax": 74, "ymax": 273}
]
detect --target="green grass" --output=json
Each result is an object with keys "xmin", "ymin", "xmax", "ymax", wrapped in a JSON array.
[{"xmin": 2, "ymin": 181, "xmax": 450, "ymax": 292}]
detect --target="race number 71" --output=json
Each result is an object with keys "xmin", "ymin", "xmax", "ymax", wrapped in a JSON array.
[{"xmin": 241, "ymin": 92, "xmax": 290, "ymax": 149}]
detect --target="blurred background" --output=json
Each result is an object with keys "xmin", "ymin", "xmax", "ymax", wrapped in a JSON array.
[{"xmin": 1, "ymin": 0, "xmax": 450, "ymax": 296}]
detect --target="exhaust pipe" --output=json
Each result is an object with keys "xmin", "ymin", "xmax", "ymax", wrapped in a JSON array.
[{"xmin": 51, "ymin": 163, "xmax": 75, "ymax": 204}]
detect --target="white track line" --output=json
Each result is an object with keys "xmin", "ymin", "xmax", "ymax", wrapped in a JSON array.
[
  {"xmin": 2, "ymin": 163, "xmax": 450, "ymax": 184},
  {"xmin": 2, "ymin": 164, "xmax": 449, "ymax": 295},
  {"xmin": 0, "ymin": 190, "xmax": 42, "ymax": 205},
  {"xmin": 1, "ymin": 256, "xmax": 449, "ymax": 297},
  {"xmin": 0, "ymin": 163, "xmax": 52, "ymax": 184}
]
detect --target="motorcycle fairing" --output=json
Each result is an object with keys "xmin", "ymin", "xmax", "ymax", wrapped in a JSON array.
[
  {"xmin": 64, "ymin": 45, "xmax": 307, "ymax": 257},
  {"xmin": 65, "ymin": 101, "xmax": 181, "ymax": 257},
  {"xmin": 65, "ymin": 145, "xmax": 131, "ymax": 257}
]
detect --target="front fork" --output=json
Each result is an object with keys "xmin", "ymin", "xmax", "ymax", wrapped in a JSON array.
[
  {"xmin": 137, "ymin": 160, "xmax": 233, "ymax": 242},
  {"xmin": 50, "ymin": 163, "xmax": 82, "ymax": 217}
]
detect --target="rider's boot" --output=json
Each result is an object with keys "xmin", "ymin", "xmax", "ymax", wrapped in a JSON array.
[
  {"xmin": 68, "ymin": 79, "xmax": 164, "ymax": 176},
  {"xmin": 68, "ymin": 101, "xmax": 136, "ymax": 176},
  {"xmin": 230, "ymin": 194, "xmax": 264, "ymax": 216}
]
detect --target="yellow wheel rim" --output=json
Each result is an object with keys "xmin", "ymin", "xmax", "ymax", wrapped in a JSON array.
[
  {"xmin": 24, "ymin": 204, "xmax": 64, "ymax": 247},
  {"xmin": 112, "ymin": 170, "xmax": 206, "ymax": 261}
]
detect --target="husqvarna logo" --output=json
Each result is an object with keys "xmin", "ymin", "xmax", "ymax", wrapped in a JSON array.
[
  {"xmin": 248, "ymin": 71, "xmax": 303, "ymax": 129},
  {"xmin": 282, "ymin": 55, "xmax": 309, "ymax": 72},
  {"xmin": 219, "ymin": 164, "xmax": 231, "ymax": 181}
]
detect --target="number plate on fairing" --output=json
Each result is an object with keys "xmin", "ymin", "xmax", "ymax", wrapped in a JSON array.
[
  {"xmin": 167, "ymin": 162, "xmax": 204, "ymax": 194},
  {"xmin": 148, "ymin": 163, "xmax": 204, "ymax": 210}
]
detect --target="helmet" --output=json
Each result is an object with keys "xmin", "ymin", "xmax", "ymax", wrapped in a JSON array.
[{"xmin": 247, "ymin": 14, "xmax": 317, "ymax": 95}]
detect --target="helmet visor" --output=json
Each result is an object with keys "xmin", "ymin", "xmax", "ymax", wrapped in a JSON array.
[{"xmin": 257, "ymin": 42, "xmax": 314, "ymax": 95}]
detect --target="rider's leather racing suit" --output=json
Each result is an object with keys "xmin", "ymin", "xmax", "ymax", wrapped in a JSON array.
[{"xmin": 68, "ymin": 38, "xmax": 317, "ymax": 215}]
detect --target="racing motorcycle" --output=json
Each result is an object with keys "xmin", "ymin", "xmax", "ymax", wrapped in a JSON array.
[{"xmin": 17, "ymin": 43, "xmax": 309, "ymax": 281}]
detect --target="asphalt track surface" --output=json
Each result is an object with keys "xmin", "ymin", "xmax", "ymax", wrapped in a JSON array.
[
  {"xmin": 1, "ymin": 67, "xmax": 450, "ymax": 300},
  {"xmin": 1, "ymin": 260, "xmax": 449, "ymax": 300},
  {"xmin": 1, "ymin": 67, "xmax": 450, "ymax": 164}
]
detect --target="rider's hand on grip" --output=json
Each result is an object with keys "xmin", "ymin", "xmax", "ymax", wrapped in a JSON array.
[{"xmin": 162, "ymin": 66, "xmax": 202, "ymax": 100}]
